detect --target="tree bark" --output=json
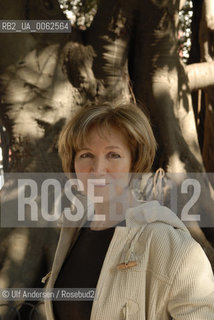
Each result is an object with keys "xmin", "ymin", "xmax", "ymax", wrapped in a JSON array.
[
  {"xmin": 131, "ymin": 0, "xmax": 214, "ymax": 262},
  {"xmin": 1, "ymin": 1, "xmax": 214, "ymax": 318},
  {"xmin": 86, "ymin": 0, "xmax": 137, "ymax": 104},
  {"xmin": 186, "ymin": 61, "xmax": 214, "ymax": 91},
  {"xmin": 204, "ymin": 0, "xmax": 214, "ymax": 30},
  {"xmin": 199, "ymin": 0, "xmax": 214, "ymax": 173},
  {"xmin": 0, "ymin": 1, "xmax": 79, "ymax": 318}
]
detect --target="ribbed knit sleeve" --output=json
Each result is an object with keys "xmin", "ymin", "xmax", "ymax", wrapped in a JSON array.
[{"xmin": 168, "ymin": 241, "xmax": 214, "ymax": 319}]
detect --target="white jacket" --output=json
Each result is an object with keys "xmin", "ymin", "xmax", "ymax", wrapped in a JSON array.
[{"xmin": 44, "ymin": 200, "xmax": 214, "ymax": 319}]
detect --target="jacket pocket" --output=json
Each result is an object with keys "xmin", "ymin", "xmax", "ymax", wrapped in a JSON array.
[{"xmin": 122, "ymin": 300, "xmax": 139, "ymax": 320}]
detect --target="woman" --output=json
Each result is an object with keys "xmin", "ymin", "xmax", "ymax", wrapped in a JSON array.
[{"xmin": 44, "ymin": 103, "xmax": 214, "ymax": 320}]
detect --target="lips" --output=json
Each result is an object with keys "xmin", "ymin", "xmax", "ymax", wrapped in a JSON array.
[{"xmin": 91, "ymin": 182, "xmax": 110, "ymax": 187}]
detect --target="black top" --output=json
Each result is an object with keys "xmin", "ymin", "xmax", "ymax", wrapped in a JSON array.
[{"xmin": 53, "ymin": 226, "xmax": 116, "ymax": 320}]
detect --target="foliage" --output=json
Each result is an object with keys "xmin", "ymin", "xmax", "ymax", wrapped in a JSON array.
[
  {"xmin": 58, "ymin": 0, "xmax": 97, "ymax": 29},
  {"xmin": 178, "ymin": 0, "xmax": 193, "ymax": 63}
]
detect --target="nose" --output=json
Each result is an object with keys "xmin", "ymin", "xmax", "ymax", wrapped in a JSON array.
[{"xmin": 91, "ymin": 157, "xmax": 107, "ymax": 174}]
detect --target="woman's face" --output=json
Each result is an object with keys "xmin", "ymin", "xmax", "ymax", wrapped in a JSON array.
[{"xmin": 74, "ymin": 125, "xmax": 132, "ymax": 204}]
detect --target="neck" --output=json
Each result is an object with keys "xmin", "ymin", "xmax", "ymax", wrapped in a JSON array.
[
  {"xmin": 88, "ymin": 189, "xmax": 139, "ymax": 230},
  {"xmin": 89, "ymin": 202, "xmax": 125, "ymax": 230}
]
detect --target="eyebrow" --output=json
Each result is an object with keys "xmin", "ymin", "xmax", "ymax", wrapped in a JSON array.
[{"xmin": 78, "ymin": 146, "xmax": 121, "ymax": 151}]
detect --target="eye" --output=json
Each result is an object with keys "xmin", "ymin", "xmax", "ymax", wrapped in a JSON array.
[
  {"xmin": 108, "ymin": 152, "xmax": 121, "ymax": 159},
  {"xmin": 80, "ymin": 152, "xmax": 93, "ymax": 159}
]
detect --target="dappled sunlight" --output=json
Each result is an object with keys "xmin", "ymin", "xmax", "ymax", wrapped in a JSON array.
[
  {"xmin": 8, "ymin": 230, "xmax": 29, "ymax": 265},
  {"xmin": 58, "ymin": 0, "xmax": 98, "ymax": 29},
  {"xmin": 9, "ymin": 109, "xmax": 45, "ymax": 139},
  {"xmin": 168, "ymin": 152, "xmax": 186, "ymax": 173},
  {"xmin": 0, "ymin": 274, "xmax": 9, "ymax": 290},
  {"xmin": 0, "ymin": 41, "xmax": 81, "ymax": 144},
  {"xmin": 0, "ymin": 3, "xmax": 213, "ymax": 314},
  {"xmin": 15, "ymin": 46, "xmax": 59, "ymax": 89}
]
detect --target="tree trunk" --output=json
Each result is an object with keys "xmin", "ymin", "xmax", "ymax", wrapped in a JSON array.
[
  {"xmin": 199, "ymin": 0, "xmax": 214, "ymax": 173},
  {"xmin": 0, "ymin": 1, "xmax": 73, "ymax": 318},
  {"xmin": 130, "ymin": 0, "xmax": 214, "ymax": 258},
  {"xmin": 1, "ymin": 0, "xmax": 214, "ymax": 318}
]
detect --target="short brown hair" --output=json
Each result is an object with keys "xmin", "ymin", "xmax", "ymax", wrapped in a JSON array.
[{"xmin": 58, "ymin": 103, "xmax": 157, "ymax": 174}]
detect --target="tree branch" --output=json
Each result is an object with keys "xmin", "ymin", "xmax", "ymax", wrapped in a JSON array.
[
  {"xmin": 186, "ymin": 61, "xmax": 214, "ymax": 91},
  {"xmin": 204, "ymin": 0, "xmax": 214, "ymax": 30}
]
